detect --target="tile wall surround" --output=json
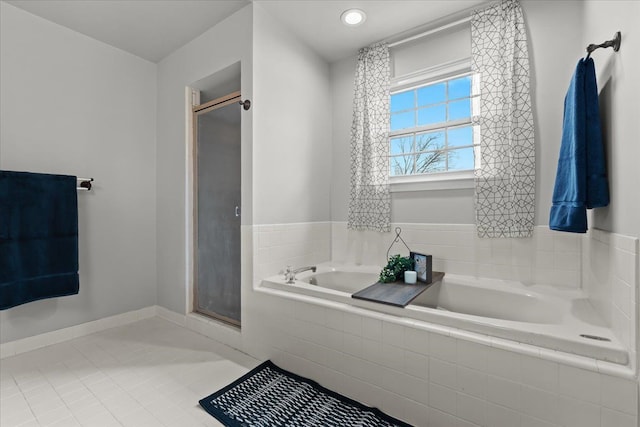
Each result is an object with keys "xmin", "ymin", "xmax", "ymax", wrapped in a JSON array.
[
  {"xmin": 252, "ymin": 221, "xmax": 587, "ymax": 291},
  {"xmin": 331, "ymin": 222, "xmax": 583, "ymax": 288},
  {"xmin": 582, "ymin": 228, "xmax": 639, "ymax": 369},
  {"xmin": 252, "ymin": 222, "xmax": 332, "ymax": 286}
]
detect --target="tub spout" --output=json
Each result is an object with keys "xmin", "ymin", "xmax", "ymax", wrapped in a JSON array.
[
  {"xmin": 293, "ymin": 266, "xmax": 317, "ymax": 274},
  {"xmin": 284, "ymin": 265, "xmax": 317, "ymax": 284}
]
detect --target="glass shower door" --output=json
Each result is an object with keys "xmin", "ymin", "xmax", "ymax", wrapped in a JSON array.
[{"xmin": 194, "ymin": 92, "xmax": 241, "ymax": 326}]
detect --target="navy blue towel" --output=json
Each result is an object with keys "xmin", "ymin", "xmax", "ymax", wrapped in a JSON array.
[
  {"xmin": 0, "ymin": 171, "xmax": 79, "ymax": 310},
  {"xmin": 549, "ymin": 58, "xmax": 609, "ymax": 233}
]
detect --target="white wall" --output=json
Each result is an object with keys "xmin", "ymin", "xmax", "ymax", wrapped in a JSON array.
[
  {"xmin": 331, "ymin": 0, "xmax": 586, "ymax": 226},
  {"xmin": 582, "ymin": 1, "xmax": 640, "ymax": 240},
  {"xmin": 154, "ymin": 2, "xmax": 334, "ymax": 356},
  {"xmin": 581, "ymin": 0, "xmax": 640, "ymax": 396},
  {"xmin": 0, "ymin": 3, "xmax": 157, "ymax": 342},
  {"xmin": 252, "ymin": 3, "xmax": 332, "ymax": 225},
  {"xmin": 244, "ymin": 3, "xmax": 334, "ymax": 353},
  {"xmin": 155, "ymin": 6, "xmax": 253, "ymax": 315}
]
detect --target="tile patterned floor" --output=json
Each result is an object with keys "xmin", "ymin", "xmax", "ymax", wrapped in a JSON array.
[{"xmin": 0, "ymin": 318, "xmax": 257, "ymax": 426}]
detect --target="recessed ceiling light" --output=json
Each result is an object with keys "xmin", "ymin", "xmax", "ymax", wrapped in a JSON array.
[{"xmin": 340, "ymin": 9, "xmax": 366, "ymax": 27}]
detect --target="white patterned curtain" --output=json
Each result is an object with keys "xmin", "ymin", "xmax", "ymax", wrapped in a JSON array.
[
  {"xmin": 348, "ymin": 42, "xmax": 391, "ymax": 233},
  {"xmin": 472, "ymin": 0, "xmax": 535, "ymax": 238}
]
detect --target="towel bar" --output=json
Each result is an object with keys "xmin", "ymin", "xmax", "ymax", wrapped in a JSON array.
[{"xmin": 77, "ymin": 177, "xmax": 93, "ymax": 191}]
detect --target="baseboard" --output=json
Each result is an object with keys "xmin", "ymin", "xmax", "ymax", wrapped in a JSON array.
[
  {"xmin": 0, "ymin": 306, "xmax": 157, "ymax": 359},
  {"xmin": 186, "ymin": 312, "xmax": 243, "ymax": 350},
  {"xmin": 1, "ymin": 305, "xmax": 247, "ymax": 360},
  {"xmin": 155, "ymin": 306, "xmax": 243, "ymax": 352},
  {"xmin": 155, "ymin": 305, "xmax": 187, "ymax": 327}
]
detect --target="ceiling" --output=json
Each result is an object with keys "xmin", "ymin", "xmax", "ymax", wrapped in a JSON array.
[
  {"xmin": 5, "ymin": 0, "xmax": 489, "ymax": 64},
  {"xmin": 257, "ymin": 1, "xmax": 488, "ymax": 62},
  {"xmin": 4, "ymin": 0, "xmax": 249, "ymax": 62}
]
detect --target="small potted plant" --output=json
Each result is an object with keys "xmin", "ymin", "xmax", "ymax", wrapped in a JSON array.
[{"xmin": 379, "ymin": 254, "xmax": 414, "ymax": 283}]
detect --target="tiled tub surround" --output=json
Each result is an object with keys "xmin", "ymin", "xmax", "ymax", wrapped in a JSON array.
[
  {"xmin": 252, "ymin": 221, "xmax": 639, "ymax": 426},
  {"xmin": 331, "ymin": 222, "xmax": 583, "ymax": 288},
  {"xmin": 330, "ymin": 222, "xmax": 638, "ymax": 354},
  {"xmin": 253, "ymin": 222, "xmax": 584, "ymax": 291},
  {"xmin": 254, "ymin": 222, "xmax": 636, "ymax": 357},
  {"xmin": 252, "ymin": 222, "xmax": 332, "ymax": 286},
  {"xmin": 583, "ymin": 228, "xmax": 639, "ymax": 369},
  {"xmin": 251, "ymin": 292, "xmax": 638, "ymax": 427},
  {"xmin": 261, "ymin": 265, "xmax": 628, "ymax": 364}
]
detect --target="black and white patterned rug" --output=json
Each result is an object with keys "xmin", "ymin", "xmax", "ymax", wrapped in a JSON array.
[{"xmin": 199, "ymin": 360, "xmax": 412, "ymax": 427}]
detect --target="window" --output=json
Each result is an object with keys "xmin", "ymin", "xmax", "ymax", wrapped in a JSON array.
[{"xmin": 389, "ymin": 62, "xmax": 479, "ymax": 189}]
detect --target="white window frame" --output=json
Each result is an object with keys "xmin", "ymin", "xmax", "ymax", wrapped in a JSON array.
[{"xmin": 389, "ymin": 58, "xmax": 479, "ymax": 192}]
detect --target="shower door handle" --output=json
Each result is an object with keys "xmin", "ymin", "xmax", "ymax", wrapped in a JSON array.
[{"xmin": 235, "ymin": 206, "xmax": 241, "ymax": 217}]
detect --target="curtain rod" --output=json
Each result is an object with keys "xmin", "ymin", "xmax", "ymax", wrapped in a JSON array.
[{"xmin": 388, "ymin": 15, "xmax": 472, "ymax": 48}]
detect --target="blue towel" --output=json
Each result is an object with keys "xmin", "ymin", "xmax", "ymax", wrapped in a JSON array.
[
  {"xmin": 549, "ymin": 58, "xmax": 609, "ymax": 233},
  {"xmin": 0, "ymin": 171, "xmax": 79, "ymax": 310}
]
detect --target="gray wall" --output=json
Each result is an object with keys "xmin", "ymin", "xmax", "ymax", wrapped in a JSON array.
[
  {"xmin": 331, "ymin": 0, "xmax": 587, "ymax": 226},
  {"xmin": 0, "ymin": 3, "xmax": 157, "ymax": 342}
]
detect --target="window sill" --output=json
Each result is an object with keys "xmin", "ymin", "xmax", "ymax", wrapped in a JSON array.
[{"xmin": 389, "ymin": 170, "xmax": 475, "ymax": 192}]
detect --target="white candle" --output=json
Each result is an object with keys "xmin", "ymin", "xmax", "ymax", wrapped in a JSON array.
[{"xmin": 404, "ymin": 270, "xmax": 417, "ymax": 284}]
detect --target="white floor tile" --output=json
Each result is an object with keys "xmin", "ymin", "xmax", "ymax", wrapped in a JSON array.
[{"xmin": 0, "ymin": 317, "xmax": 257, "ymax": 427}]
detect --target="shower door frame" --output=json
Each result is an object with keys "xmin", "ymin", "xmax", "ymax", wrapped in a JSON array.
[{"xmin": 190, "ymin": 90, "xmax": 242, "ymax": 327}]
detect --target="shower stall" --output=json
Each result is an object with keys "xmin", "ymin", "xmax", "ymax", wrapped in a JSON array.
[{"xmin": 191, "ymin": 90, "xmax": 242, "ymax": 326}]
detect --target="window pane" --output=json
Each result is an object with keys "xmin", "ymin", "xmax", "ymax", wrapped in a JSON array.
[
  {"xmin": 447, "ymin": 126, "xmax": 473, "ymax": 148},
  {"xmin": 388, "ymin": 72, "xmax": 479, "ymax": 178},
  {"xmin": 390, "ymin": 155, "xmax": 414, "ymax": 176},
  {"xmin": 415, "ymin": 151, "xmax": 446, "ymax": 174},
  {"xmin": 448, "ymin": 76, "xmax": 471, "ymax": 100},
  {"xmin": 448, "ymin": 99, "xmax": 471, "ymax": 120},
  {"xmin": 447, "ymin": 147, "xmax": 475, "ymax": 171},
  {"xmin": 390, "ymin": 136, "xmax": 413, "ymax": 155},
  {"xmin": 391, "ymin": 111, "xmax": 415, "ymax": 131},
  {"xmin": 391, "ymin": 90, "xmax": 414, "ymax": 113},
  {"xmin": 415, "ymin": 131, "xmax": 445, "ymax": 152},
  {"xmin": 417, "ymin": 105, "xmax": 446, "ymax": 126},
  {"xmin": 417, "ymin": 83, "xmax": 445, "ymax": 106}
]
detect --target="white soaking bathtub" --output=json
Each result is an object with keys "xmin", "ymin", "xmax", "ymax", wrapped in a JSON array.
[{"xmin": 260, "ymin": 263, "xmax": 629, "ymax": 365}]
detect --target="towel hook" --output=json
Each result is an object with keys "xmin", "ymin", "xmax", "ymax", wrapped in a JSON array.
[
  {"xmin": 585, "ymin": 31, "xmax": 621, "ymax": 60},
  {"xmin": 386, "ymin": 227, "xmax": 412, "ymax": 261}
]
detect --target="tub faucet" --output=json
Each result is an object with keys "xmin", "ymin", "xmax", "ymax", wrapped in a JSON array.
[{"xmin": 284, "ymin": 265, "xmax": 317, "ymax": 284}]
